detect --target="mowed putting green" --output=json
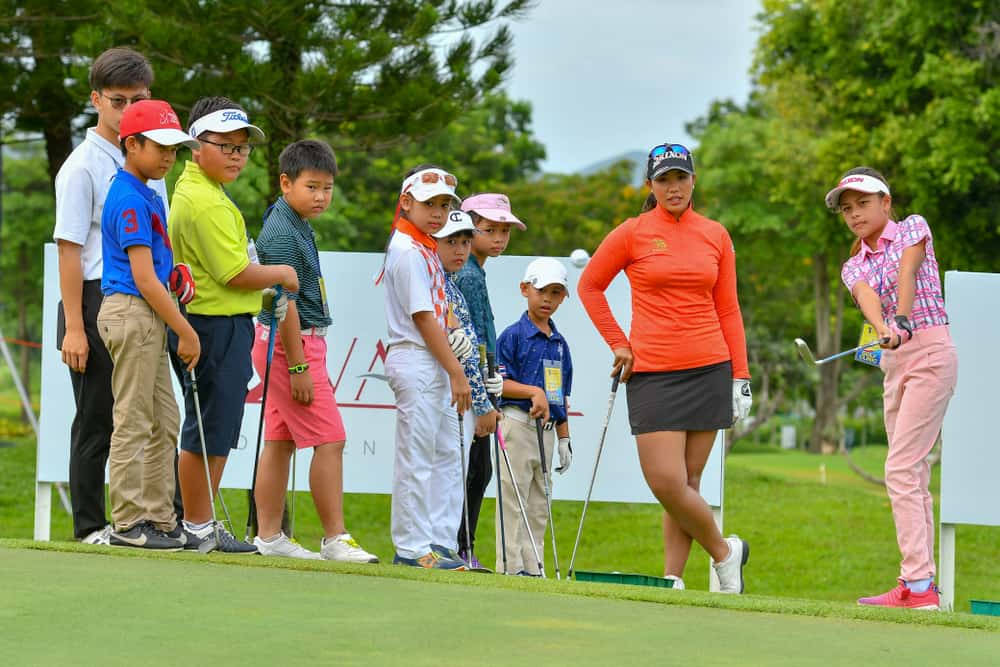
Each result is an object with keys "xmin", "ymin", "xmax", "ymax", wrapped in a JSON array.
[{"xmin": 2, "ymin": 545, "xmax": 998, "ymax": 666}]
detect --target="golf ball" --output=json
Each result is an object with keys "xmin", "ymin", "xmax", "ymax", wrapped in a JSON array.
[{"xmin": 570, "ymin": 248, "xmax": 590, "ymax": 268}]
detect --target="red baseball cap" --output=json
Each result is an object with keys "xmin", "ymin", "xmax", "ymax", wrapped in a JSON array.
[{"xmin": 119, "ymin": 100, "xmax": 200, "ymax": 150}]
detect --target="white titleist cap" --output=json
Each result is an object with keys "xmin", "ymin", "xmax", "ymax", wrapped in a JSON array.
[
  {"xmin": 522, "ymin": 257, "xmax": 569, "ymax": 293},
  {"xmin": 824, "ymin": 174, "xmax": 890, "ymax": 210},
  {"xmin": 432, "ymin": 210, "xmax": 477, "ymax": 239},
  {"xmin": 188, "ymin": 108, "xmax": 265, "ymax": 142}
]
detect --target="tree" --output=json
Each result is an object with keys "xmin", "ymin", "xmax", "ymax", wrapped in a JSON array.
[
  {"xmin": 0, "ymin": 141, "xmax": 54, "ymax": 419},
  {"xmin": 692, "ymin": 0, "xmax": 1000, "ymax": 451},
  {"xmin": 70, "ymin": 0, "xmax": 534, "ymax": 198}
]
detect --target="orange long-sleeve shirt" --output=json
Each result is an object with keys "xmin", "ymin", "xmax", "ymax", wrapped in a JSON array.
[{"xmin": 577, "ymin": 205, "xmax": 750, "ymax": 378}]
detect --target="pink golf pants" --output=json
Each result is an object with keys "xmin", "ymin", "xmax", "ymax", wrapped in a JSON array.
[{"xmin": 881, "ymin": 325, "xmax": 958, "ymax": 582}]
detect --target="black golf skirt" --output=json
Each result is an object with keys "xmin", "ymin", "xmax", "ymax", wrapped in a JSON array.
[{"xmin": 626, "ymin": 360, "xmax": 734, "ymax": 434}]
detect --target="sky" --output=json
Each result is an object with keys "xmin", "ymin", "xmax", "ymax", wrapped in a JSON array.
[{"xmin": 499, "ymin": 0, "xmax": 762, "ymax": 174}]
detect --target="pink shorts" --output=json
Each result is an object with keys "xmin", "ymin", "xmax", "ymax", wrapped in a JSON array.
[{"xmin": 251, "ymin": 323, "xmax": 347, "ymax": 448}]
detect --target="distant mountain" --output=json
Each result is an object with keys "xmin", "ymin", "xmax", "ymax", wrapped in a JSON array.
[{"xmin": 579, "ymin": 150, "xmax": 647, "ymax": 184}]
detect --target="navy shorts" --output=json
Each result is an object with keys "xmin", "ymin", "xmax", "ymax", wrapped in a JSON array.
[{"xmin": 169, "ymin": 314, "xmax": 254, "ymax": 457}]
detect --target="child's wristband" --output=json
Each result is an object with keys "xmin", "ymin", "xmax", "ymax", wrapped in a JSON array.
[{"xmin": 288, "ymin": 363, "xmax": 310, "ymax": 375}]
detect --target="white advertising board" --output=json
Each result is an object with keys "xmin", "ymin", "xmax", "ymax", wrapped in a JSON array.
[{"xmin": 36, "ymin": 244, "xmax": 725, "ymax": 535}]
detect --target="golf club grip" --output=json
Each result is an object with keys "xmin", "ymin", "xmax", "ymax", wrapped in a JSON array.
[{"xmin": 611, "ymin": 370, "xmax": 621, "ymax": 393}]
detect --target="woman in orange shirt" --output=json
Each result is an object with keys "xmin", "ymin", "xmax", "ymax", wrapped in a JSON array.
[{"xmin": 578, "ymin": 142, "xmax": 752, "ymax": 593}]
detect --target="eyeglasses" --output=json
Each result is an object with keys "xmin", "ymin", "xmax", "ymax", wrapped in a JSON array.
[
  {"xmin": 419, "ymin": 171, "xmax": 458, "ymax": 187},
  {"xmin": 101, "ymin": 93, "xmax": 150, "ymax": 110},
  {"xmin": 649, "ymin": 143, "xmax": 691, "ymax": 160},
  {"xmin": 199, "ymin": 138, "xmax": 255, "ymax": 156}
]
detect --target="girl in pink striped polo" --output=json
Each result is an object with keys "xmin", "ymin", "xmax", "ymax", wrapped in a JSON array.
[{"xmin": 826, "ymin": 167, "xmax": 958, "ymax": 610}]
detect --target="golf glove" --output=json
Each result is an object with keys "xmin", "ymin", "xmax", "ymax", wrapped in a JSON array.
[
  {"xmin": 262, "ymin": 287, "xmax": 289, "ymax": 322},
  {"xmin": 448, "ymin": 329, "xmax": 474, "ymax": 362},
  {"xmin": 733, "ymin": 379, "xmax": 752, "ymax": 422},
  {"xmin": 484, "ymin": 372, "xmax": 503, "ymax": 397},
  {"xmin": 893, "ymin": 315, "xmax": 914, "ymax": 343},
  {"xmin": 556, "ymin": 437, "xmax": 572, "ymax": 474},
  {"xmin": 169, "ymin": 263, "xmax": 196, "ymax": 305}
]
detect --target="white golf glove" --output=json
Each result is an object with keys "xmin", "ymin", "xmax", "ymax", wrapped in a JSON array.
[
  {"xmin": 733, "ymin": 379, "xmax": 752, "ymax": 422},
  {"xmin": 448, "ymin": 329, "xmax": 474, "ymax": 362},
  {"xmin": 262, "ymin": 287, "xmax": 289, "ymax": 322},
  {"xmin": 484, "ymin": 372, "xmax": 503, "ymax": 397},
  {"xmin": 555, "ymin": 437, "xmax": 572, "ymax": 474}
]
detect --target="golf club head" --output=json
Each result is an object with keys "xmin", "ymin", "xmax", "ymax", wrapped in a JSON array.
[{"xmin": 793, "ymin": 338, "xmax": 816, "ymax": 365}]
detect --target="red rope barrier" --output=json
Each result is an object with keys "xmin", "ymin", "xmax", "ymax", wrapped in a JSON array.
[{"xmin": 2, "ymin": 337, "xmax": 42, "ymax": 349}]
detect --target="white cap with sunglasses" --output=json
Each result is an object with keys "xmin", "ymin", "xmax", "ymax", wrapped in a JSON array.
[
  {"xmin": 401, "ymin": 168, "xmax": 461, "ymax": 206},
  {"xmin": 647, "ymin": 143, "xmax": 695, "ymax": 180},
  {"xmin": 188, "ymin": 108, "xmax": 266, "ymax": 142}
]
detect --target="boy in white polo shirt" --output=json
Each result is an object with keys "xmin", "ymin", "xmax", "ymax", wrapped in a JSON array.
[
  {"xmin": 53, "ymin": 47, "xmax": 174, "ymax": 545},
  {"xmin": 382, "ymin": 164, "xmax": 472, "ymax": 570}
]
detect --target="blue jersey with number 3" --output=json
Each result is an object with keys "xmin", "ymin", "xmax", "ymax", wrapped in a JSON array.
[{"xmin": 101, "ymin": 169, "xmax": 173, "ymax": 297}]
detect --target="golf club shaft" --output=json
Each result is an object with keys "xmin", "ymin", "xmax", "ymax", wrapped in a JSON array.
[
  {"xmin": 290, "ymin": 447, "xmax": 297, "ymax": 539},
  {"xmin": 817, "ymin": 338, "xmax": 887, "ymax": 365},
  {"xmin": 458, "ymin": 409, "xmax": 473, "ymax": 563},
  {"xmin": 245, "ymin": 290, "xmax": 281, "ymax": 541},
  {"xmin": 535, "ymin": 417, "xmax": 560, "ymax": 580},
  {"xmin": 498, "ymin": 425, "xmax": 545, "ymax": 577},
  {"xmin": 486, "ymin": 352, "xmax": 508, "ymax": 574},
  {"xmin": 568, "ymin": 372, "xmax": 620, "ymax": 579},
  {"xmin": 190, "ymin": 368, "xmax": 222, "ymax": 549}
]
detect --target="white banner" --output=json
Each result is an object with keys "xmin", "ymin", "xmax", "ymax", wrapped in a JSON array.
[{"xmin": 39, "ymin": 244, "xmax": 723, "ymax": 505}]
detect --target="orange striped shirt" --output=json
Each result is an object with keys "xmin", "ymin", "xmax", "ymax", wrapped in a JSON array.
[{"xmin": 578, "ymin": 205, "xmax": 749, "ymax": 377}]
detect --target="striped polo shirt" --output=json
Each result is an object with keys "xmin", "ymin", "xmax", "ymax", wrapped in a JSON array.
[{"xmin": 256, "ymin": 196, "xmax": 331, "ymax": 329}]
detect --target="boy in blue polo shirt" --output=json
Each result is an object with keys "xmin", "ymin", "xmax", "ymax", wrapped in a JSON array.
[
  {"xmin": 97, "ymin": 100, "xmax": 202, "ymax": 550},
  {"xmin": 496, "ymin": 257, "xmax": 574, "ymax": 575}
]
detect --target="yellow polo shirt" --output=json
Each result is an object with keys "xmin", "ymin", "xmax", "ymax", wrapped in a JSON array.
[{"xmin": 168, "ymin": 160, "xmax": 261, "ymax": 316}]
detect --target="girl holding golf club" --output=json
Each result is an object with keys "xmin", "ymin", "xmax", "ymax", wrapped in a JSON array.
[
  {"xmin": 827, "ymin": 167, "xmax": 957, "ymax": 610},
  {"xmin": 578, "ymin": 142, "xmax": 751, "ymax": 593}
]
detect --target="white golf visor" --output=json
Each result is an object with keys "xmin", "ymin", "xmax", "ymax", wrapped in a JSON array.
[
  {"xmin": 188, "ymin": 109, "xmax": 265, "ymax": 142},
  {"xmin": 824, "ymin": 174, "xmax": 890, "ymax": 210}
]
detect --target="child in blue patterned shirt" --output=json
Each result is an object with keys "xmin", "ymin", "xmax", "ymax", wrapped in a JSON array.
[{"xmin": 433, "ymin": 211, "xmax": 502, "ymax": 567}]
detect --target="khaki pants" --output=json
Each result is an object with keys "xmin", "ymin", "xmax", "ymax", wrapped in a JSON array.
[
  {"xmin": 98, "ymin": 293, "xmax": 179, "ymax": 532},
  {"xmin": 495, "ymin": 407, "xmax": 554, "ymax": 575}
]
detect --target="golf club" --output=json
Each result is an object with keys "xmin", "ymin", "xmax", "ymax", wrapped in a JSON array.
[
  {"xmin": 289, "ymin": 447, "xmax": 297, "ymax": 539},
  {"xmin": 190, "ymin": 367, "xmax": 222, "ymax": 554},
  {"xmin": 568, "ymin": 371, "xmax": 621, "ymax": 580},
  {"xmin": 794, "ymin": 337, "xmax": 889, "ymax": 366},
  {"xmin": 535, "ymin": 417, "xmax": 561, "ymax": 580},
  {"xmin": 497, "ymin": 420, "xmax": 545, "ymax": 578},
  {"xmin": 485, "ymin": 352, "xmax": 508, "ymax": 574},
  {"xmin": 245, "ymin": 287, "xmax": 281, "ymax": 542},
  {"xmin": 457, "ymin": 408, "xmax": 486, "ymax": 572}
]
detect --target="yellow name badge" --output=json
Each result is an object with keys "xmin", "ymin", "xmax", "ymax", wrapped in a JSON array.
[
  {"xmin": 855, "ymin": 323, "xmax": 882, "ymax": 367},
  {"xmin": 543, "ymin": 359, "xmax": 563, "ymax": 405},
  {"xmin": 318, "ymin": 277, "xmax": 331, "ymax": 318}
]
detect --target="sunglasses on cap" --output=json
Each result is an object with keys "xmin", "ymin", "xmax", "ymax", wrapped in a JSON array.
[
  {"xmin": 418, "ymin": 171, "xmax": 458, "ymax": 187},
  {"xmin": 649, "ymin": 143, "xmax": 691, "ymax": 160}
]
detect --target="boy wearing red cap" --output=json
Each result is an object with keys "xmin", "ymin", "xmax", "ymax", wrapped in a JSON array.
[{"xmin": 98, "ymin": 100, "xmax": 201, "ymax": 550}]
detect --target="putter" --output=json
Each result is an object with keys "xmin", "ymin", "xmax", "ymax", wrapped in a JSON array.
[
  {"xmin": 568, "ymin": 371, "xmax": 621, "ymax": 580},
  {"xmin": 190, "ymin": 368, "xmax": 222, "ymax": 554},
  {"xmin": 245, "ymin": 287, "xmax": 281, "ymax": 542},
  {"xmin": 535, "ymin": 417, "xmax": 561, "ymax": 580},
  {"xmin": 794, "ymin": 337, "xmax": 889, "ymax": 366}
]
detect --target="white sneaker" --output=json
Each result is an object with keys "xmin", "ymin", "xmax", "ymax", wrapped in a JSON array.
[
  {"xmin": 712, "ymin": 535, "xmax": 749, "ymax": 594},
  {"xmin": 321, "ymin": 533, "xmax": 379, "ymax": 563},
  {"xmin": 81, "ymin": 525, "xmax": 112, "ymax": 545},
  {"xmin": 253, "ymin": 532, "xmax": 322, "ymax": 560},
  {"xmin": 664, "ymin": 575, "xmax": 685, "ymax": 590}
]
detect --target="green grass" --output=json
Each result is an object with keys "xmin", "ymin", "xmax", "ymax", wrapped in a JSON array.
[
  {"xmin": 3, "ymin": 435, "xmax": 999, "ymax": 613},
  {"xmin": 3, "ymin": 542, "xmax": 1000, "ymax": 666}
]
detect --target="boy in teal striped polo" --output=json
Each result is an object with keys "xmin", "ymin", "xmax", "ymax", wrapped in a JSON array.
[{"xmin": 250, "ymin": 140, "xmax": 377, "ymax": 562}]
